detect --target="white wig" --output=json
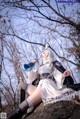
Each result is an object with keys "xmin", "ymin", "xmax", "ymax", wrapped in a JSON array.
[{"xmin": 42, "ymin": 44, "xmax": 55, "ymax": 64}]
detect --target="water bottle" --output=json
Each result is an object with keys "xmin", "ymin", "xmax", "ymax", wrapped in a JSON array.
[{"xmin": 24, "ymin": 60, "xmax": 37, "ymax": 72}]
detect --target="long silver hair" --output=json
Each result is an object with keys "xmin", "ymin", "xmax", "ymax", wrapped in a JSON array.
[{"xmin": 41, "ymin": 44, "xmax": 55, "ymax": 64}]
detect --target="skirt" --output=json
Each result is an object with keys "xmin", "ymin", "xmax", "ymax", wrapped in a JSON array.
[{"xmin": 37, "ymin": 78, "xmax": 80, "ymax": 105}]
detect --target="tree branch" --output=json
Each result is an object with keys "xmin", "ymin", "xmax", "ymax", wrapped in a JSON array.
[{"xmin": 1, "ymin": 32, "xmax": 79, "ymax": 66}]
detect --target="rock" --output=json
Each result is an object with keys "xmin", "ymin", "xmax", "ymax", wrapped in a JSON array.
[{"xmin": 24, "ymin": 101, "xmax": 80, "ymax": 119}]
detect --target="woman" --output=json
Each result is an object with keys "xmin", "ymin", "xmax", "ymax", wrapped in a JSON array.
[{"xmin": 8, "ymin": 46, "xmax": 80, "ymax": 119}]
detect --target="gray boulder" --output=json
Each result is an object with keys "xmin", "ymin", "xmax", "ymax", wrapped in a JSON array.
[{"xmin": 25, "ymin": 101, "xmax": 80, "ymax": 119}]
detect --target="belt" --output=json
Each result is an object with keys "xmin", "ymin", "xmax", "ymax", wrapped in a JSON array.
[{"xmin": 40, "ymin": 73, "xmax": 50, "ymax": 79}]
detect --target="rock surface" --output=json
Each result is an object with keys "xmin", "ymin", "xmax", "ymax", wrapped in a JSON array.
[{"xmin": 25, "ymin": 101, "xmax": 80, "ymax": 119}]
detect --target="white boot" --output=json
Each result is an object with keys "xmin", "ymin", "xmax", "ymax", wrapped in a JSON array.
[{"xmin": 27, "ymin": 106, "xmax": 34, "ymax": 114}]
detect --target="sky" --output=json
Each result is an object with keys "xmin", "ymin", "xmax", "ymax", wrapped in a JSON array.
[{"xmin": 1, "ymin": 0, "xmax": 79, "ymax": 76}]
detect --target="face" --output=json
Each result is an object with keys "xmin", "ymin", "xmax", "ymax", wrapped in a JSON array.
[
  {"xmin": 41, "ymin": 48, "xmax": 54, "ymax": 64},
  {"xmin": 42, "ymin": 50, "xmax": 49, "ymax": 62}
]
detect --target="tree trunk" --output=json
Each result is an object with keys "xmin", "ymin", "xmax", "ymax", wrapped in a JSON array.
[{"xmin": 0, "ymin": 36, "xmax": 3, "ymax": 112}]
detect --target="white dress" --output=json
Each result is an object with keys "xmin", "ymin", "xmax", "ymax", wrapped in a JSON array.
[{"xmin": 37, "ymin": 62, "xmax": 80, "ymax": 105}]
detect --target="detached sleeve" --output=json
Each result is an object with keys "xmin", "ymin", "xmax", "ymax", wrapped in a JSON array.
[{"xmin": 52, "ymin": 60, "xmax": 74, "ymax": 85}]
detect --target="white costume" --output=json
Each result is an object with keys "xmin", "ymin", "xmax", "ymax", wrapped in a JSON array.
[{"xmin": 37, "ymin": 46, "xmax": 80, "ymax": 105}]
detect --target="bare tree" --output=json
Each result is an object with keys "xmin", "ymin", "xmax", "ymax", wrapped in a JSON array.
[
  {"xmin": 0, "ymin": 0, "xmax": 79, "ymax": 66},
  {"xmin": 0, "ymin": 36, "xmax": 3, "ymax": 112},
  {"xmin": 0, "ymin": 15, "xmax": 6, "ymax": 112}
]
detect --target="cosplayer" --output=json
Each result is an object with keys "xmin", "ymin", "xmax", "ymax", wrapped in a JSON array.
[{"xmin": 8, "ymin": 45, "xmax": 80, "ymax": 119}]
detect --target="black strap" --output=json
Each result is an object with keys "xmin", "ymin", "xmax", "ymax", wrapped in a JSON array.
[{"xmin": 20, "ymin": 89, "xmax": 25, "ymax": 103}]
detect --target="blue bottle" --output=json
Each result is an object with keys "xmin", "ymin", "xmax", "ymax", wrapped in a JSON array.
[{"xmin": 24, "ymin": 60, "xmax": 36, "ymax": 72}]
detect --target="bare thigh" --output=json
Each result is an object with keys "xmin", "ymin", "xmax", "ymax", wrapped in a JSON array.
[
  {"xmin": 27, "ymin": 87, "xmax": 42, "ymax": 106},
  {"xmin": 27, "ymin": 84, "xmax": 37, "ymax": 95}
]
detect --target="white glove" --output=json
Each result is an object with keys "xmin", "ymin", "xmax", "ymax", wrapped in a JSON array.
[{"xmin": 18, "ymin": 80, "xmax": 27, "ymax": 90}]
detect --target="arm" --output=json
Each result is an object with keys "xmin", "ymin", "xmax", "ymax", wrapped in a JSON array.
[{"xmin": 52, "ymin": 60, "xmax": 74, "ymax": 85}]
